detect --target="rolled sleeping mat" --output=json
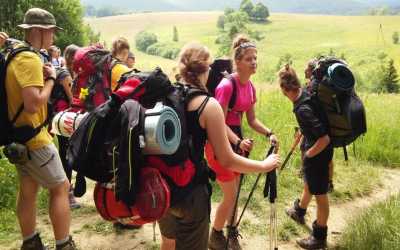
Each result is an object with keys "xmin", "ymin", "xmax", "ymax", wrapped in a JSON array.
[
  {"xmin": 327, "ymin": 63, "xmax": 355, "ymax": 92},
  {"xmin": 143, "ymin": 102, "xmax": 181, "ymax": 155},
  {"xmin": 50, "ymin": 111, "xmax": 88, "ymax": 137}
]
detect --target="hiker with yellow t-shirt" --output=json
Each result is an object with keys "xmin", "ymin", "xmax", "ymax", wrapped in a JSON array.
[
  {"xmin": 110, "ymin": 36, "xmax": 131, "ymax": 91},
  {"xmin": 2, "ymin": 8, "xmax": 76, "ymax": 250}
]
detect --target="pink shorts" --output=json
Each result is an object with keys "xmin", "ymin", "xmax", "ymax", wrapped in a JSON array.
[{"xmin": 205, "ymin": 142, "xmax": 240, "ymax": 182}]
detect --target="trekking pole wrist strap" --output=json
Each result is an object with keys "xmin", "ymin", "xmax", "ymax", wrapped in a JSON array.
[
  {"xmin": 266, "ymin": 130, "xmax": 274, "ymax": 138},
  {"xmin": 235, "ymin": 139, "xmax": 242, "ymax": 153}
]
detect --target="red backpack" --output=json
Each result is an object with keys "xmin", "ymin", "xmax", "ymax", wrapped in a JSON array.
[
  {"xmin": 71, "ymin": 46, "xmax": 113, "ymax": 112},
  {"xmin": 94, "ymin": 167, "xmax": 170, "ymax": 225}
]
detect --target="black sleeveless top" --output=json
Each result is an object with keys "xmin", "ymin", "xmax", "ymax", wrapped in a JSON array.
[{"xmin": 187, "ymin": 96, "xmax": 209, "ymax": 156}]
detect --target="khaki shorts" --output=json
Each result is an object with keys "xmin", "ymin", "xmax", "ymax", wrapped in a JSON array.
[
  {"xmin": 158, "ymin": 184, "xmax": 210, "ymax": 250},
  {"xmin": 16, "ymin": 143, "xmax": 67, "ymax": 188}
]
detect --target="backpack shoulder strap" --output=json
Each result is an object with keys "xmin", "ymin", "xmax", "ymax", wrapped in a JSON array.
[
  {"xmin": 225, "ymin": 74, "xmax": 237, "ymax": 111},
  {"xmin": 5, "ymin": 46, "xmax": 37, "ymax": 125}
]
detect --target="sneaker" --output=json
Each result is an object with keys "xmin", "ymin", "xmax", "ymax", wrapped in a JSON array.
[
  {"xmin": 285, "ymin": 199, "xmax": 306, "ymax": 225},
  {"xmin": 227, "ymin": 226, "xmax": 242, "ymax": 250},
  {"xmin": 21, "ymin": 233, "xmax": 48, "ymax": 250},
  {"xmin": 56, "ymin": 236, "xmax": 77, "ymax": 250},
  {"xmin": 113, "ymin": 222, "xmax": 142, "ymax": 230},
  {"xmin": 208, "ymin": 228, "xmax": 227, "ymax": 250},
  {"xmin": 296, "ymin": 236, "xmax": 327, "ymax": 249}
]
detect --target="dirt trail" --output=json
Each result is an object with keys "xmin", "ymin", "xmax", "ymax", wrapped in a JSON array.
[{"xmin": 3, "ymin": 169, "xmax": 400, "ymax": 250}]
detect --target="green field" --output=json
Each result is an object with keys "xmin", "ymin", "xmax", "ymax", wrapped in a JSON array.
[{"xmin": 86, "ymin": 12, "xmax": 400, "ymax": 88}]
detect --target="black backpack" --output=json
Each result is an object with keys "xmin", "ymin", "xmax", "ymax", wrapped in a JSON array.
[
  {"xmin": 206, "ymin": 59, "xmax": 238, "ymax": 110},
  {"xmin": 0, "ymin": 41, "xmax": 46, "ymax": 146},
  {"xmin": 310, "ymin": 57, "xmax": 367, "ymax": 158}
]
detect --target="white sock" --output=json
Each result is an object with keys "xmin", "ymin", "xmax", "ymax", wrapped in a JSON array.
[
  {"xmin": 23, "ymin": 232, "xmax": 38, "ymax": 242},
  {"xmin": 56, "ymin": 236, "xmax": 70, "ymax": 246}
]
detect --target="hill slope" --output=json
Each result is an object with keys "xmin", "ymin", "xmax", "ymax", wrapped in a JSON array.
[{"xmin": 81, "ymin": 0, "xmax": 399, "ymax": 14}]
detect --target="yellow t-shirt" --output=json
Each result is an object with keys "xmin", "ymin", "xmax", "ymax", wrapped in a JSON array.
[
  {"xmin": 6, "ymin": 50, "xmax": 53, "ymax": 150},
  {"xmin": 111, "ymin": 62, "xmax": 130, "ymax": 91}
]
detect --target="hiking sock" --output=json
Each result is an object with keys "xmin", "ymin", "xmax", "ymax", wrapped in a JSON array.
[
  {"xmin": 294, "ymin": 198, "xmax": 307, "ymax": 217},
  {"xmin": 56, "ymin": 236, "xmax": 70, "ymax": 246},
  {"xmin": 23, "ymin": 232, "xmax": 39, "ymax": 242},
  {"xmin": 312, "ymin": 221, "xmax": 328, "ymax": 240}
]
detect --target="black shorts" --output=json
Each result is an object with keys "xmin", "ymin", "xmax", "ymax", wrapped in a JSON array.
[{"xmin": 302, "ymin": 147, "xmax": 333, "ymax": 195}]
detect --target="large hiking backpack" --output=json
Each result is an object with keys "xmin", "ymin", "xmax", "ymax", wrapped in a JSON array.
[
  {"xmin": 0, "ymin": 40, "xmax": 46, "ymax": 146},
  {"xmin": 71, "ymin": 47, "xmax": 113, "ymax": 112},
  {"xmin": 310, "ymin": 57, "xmax": 367, "ymax": 152},
  {"xmin": 113, "ymin": 68, "xmax": 211, "ymax": 206}
]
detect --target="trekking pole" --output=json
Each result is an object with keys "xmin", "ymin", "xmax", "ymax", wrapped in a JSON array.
[
  {"xmin": 279, "ymin": 128, "xmax": 302, "ymax": 172},
  {"xmin": 225, "ymin": 149, "xmax": 250, "ymax": 250},
  {"xmin": 236, "ymin": 145, "xmax": 275, "ymax": 227},
  {"xmin": 263, "ymin": 157, "xmax": 278, "ymax": 250},
  {"xmin": 225, "ymin": 173, "xmax": 244, "ymax": 250}
]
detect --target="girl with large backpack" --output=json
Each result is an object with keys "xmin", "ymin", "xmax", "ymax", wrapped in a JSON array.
[
  {"xmin": 205, "ymin": 35, "xmax": 279, "ymax": 250},
  {"xmin": 159, "ymin": 42, "xmax": 281, "ymax": 250},
  {"xmin": 279, "ymin": 65, "xmax": 332, "ymax": 250}
]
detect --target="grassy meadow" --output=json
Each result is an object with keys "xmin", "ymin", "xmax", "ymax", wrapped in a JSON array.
[
  {"xmin": 0, "ymin": 11, "xmax": 399, "ymax": 248},
  {"xmin": 86, "ymin": 12, "xmax": 400, "ymax": 88}
]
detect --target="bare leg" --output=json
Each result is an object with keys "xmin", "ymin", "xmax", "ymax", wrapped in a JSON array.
[
  {"xmin": 212, "ymin": 175, "xmax": 240, "ymax": 230},
  {"xmin": 299, "ymin": 183, "xmax": 312, "ymax": 210},
  {"xmin": 17, "ymin": 176, "xmax": 40, "ymax": 238},
  {"xmin": 315, "ymin": 194, "xmax": 329, "ymax": 227},
  {"xmin": 329, "ymin": 161, "xmax": 334, "ymax": 182},
  {"xmin": 48, "ymin": 180, "xmax": 70, "ymax": 240}
]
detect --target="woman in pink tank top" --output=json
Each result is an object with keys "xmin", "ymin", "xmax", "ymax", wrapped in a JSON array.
[{"xmin": 206, "ymin": 35, "xmax": 279, "ymax": 249}]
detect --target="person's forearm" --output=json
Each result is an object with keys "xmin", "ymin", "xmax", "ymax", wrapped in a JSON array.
[
  {"xmin": 220, "ymin": 152, "xmax": 271, "ymax": 173},
  {"xmin": 306, "ymin": 135, "xmax": 330, "ymax": 158},
  {"xmin": 226, "ymin": 126, "xmax": 240, "ymax": 144},
  {"xmin": 249, "ymin": 118, "xmax": 270, "ymax": 136},
  {"xmin": 39, "ymin": 79, "xmax": 54, "ymax": 105},
  {"xmin": 26, "ymin": 80, "xmax": 54, "ymax": 112}
]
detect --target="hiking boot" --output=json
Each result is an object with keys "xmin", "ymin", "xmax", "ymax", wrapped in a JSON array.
[
  {"xmin": 208, "ymin": 228, "xmax": 227, "ymax": 250},
  {"xmin": 296, "ymin": 236, "xmax": 327, "ymax": 250},
  {"xmin": 113, "ymin": 222, "xmax": 142, "ymax": 230},
  {"xmin": 227, "ymin": 226, "xmax": 242, "ymax": 250},
  {"xmin": 286, "ymin": 199, "xmax": 306, "ymax": 225},
  {"xmin": 328, "ymin": 180, "xmax": 334, "ymax": 193},
  {"xmin": 55, "ymin": 236, "xmax": 77, "ymax": 250},
  {"xmin": 69, "ymin": 188, "xmax": 81, "ymax": 209},
  {"xmin": 297, "ymin": 221, "xmax": 328, "ymax": 250},
  {"xmin": 21, "ymin": 233, "xmax": 48, "ymax": 250}
]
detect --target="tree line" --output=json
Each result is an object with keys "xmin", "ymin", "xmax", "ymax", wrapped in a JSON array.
[{"xmin": 0, "ymin": 0, "xmax": 100, "ymax": 50}]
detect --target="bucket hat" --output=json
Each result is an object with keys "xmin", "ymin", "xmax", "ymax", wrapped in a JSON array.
[{"xmin": 18, "ymin": 8, "xmax": 62, "ymax": 30}]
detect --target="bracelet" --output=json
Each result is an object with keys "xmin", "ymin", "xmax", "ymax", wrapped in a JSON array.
[{"xmin": 45, "ymin": 76, "xmax": 56, "ymax": 82}]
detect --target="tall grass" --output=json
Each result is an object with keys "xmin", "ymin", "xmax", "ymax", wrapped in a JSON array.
[
  {"xmin": 339, "ymin": 194, "xmax": 400, "ymax": 250},
  {"xmin": 356, "ymin": 93, "xmax": 400, "ymax": 167}
]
